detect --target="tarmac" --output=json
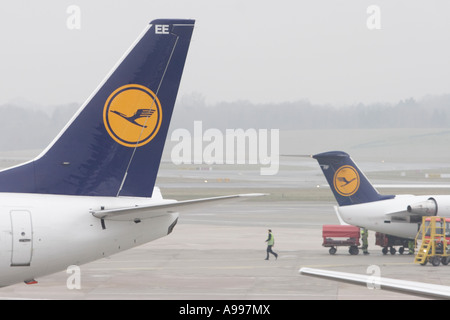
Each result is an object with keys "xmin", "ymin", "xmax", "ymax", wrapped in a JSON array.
[
  {"xmin": 0, "ymin": 198, "xmax": 448, "ymax": 300},
  {"xmin": 1, "ymin": 145, "xmax": 450, "ymax": 300}
]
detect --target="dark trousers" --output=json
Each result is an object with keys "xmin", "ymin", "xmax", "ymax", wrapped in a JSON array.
[{"xmin": 266, "ymin": 245, "xmax": 278, "ymax": 259}]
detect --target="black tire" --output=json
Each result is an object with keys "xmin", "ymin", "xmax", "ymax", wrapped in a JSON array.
[
  {"xmin": 349, "ymin": 246, "xmax": 359, "ymax": 255},
  {"xmin": 431, "ymin": 256, "xmax": 441, "ymax": 266}
]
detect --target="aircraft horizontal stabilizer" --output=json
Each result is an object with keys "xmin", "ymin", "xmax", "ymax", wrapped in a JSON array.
[
  {"xmin": 299, "ymin": 267, "xmax": 450, "ymax": 299},
  {"xmin": 91, "ymin": 194, "xmax": 265, "ymax": 221}
]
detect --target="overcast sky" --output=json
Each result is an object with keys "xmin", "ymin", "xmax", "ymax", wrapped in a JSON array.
[{"xmin": 0, "ymin": 0, "xmax": 449, "ymax": 108}]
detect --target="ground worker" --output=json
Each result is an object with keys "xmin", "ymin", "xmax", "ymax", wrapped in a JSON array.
[
  {"xmin": 265, "ymin": 229, "xmax": 278, "ymax": 260},
  {"xmin": 408, "ymin": 240, "xmax": 415, "ymax": 255},
  {"xmin": 361, "ymin": 228, "xmax": 369, "ymax": 255}
]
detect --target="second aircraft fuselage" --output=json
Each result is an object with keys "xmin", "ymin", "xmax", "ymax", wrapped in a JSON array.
[{"xmin": 337, "ymin": 194, "xmax": 450, "ymax": 239}]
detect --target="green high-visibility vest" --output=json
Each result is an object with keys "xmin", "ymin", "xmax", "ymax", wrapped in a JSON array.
[{"xmin": 268, "ymin": 233, "xmax": 275, "ymax": 246}]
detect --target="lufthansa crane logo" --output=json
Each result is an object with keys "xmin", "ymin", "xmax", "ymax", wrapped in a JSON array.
[
  {"xmin": 333, "ymin": 165, "xmax": 360, "ymax": 196},
  {"xmin": 103, "ymin": 84, "xmax": 162, "ymax": 147}
]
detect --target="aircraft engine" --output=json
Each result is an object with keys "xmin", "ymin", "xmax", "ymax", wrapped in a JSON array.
[{"xmin": 407, "ymin": 196, "xmax": 450, "ymax": 217}]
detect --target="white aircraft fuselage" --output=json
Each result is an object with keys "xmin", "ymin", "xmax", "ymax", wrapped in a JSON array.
[
  {"xmin": 337, "ymin": 195, "xmax": 450, "ymax": 239},
  {"xmin": 0, "ymin": 191, "xmax": 177, "ymax": 287}
]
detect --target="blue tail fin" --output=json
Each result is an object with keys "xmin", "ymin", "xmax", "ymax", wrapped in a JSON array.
[
  {"xmin": 0, "ymin": 19, "xmax": 195, "ymax": 197},
  {"xmin": 313, "ymin": 151, "xmax": 394, "ymax": 206}
]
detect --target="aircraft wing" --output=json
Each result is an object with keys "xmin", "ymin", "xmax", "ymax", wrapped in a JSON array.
[
  {"xmin": 299, "ymin": 267, "xmax": 450, "ymax": 299},
  {"xmin": 91, "ymin": 193, "xmax": 264, "ymax": 221}
]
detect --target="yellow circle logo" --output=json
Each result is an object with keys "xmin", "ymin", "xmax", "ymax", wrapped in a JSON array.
[
  {"xmin": 333, "ymin": 165, "xmax": 360, "ymax": 196},
  {"xmin": 103, "ymin": 84, "xmax": 162, "ymax": 147}
]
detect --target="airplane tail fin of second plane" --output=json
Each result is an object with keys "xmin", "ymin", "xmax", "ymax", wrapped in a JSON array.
[
  {"xmin": 313, "ymin": 151, "xmax": 394, "ymax": 206},
  {"xmin": 0, "ymin": 19, "xmax": 194, "ymax": 197}
]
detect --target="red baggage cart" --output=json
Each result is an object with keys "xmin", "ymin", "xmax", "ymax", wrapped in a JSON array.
[
  {"xmin": 375, "ymin": 232, "xmax": 411, "ymax": 255},
  {"xmin": 322, "ymin": 225, "xmax": 361, "ymax": 255}
]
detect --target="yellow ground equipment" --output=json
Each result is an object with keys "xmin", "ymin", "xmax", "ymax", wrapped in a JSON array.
[{"xmin": 414, "ymin": 216, "xmax": 450, "ymax": 266}]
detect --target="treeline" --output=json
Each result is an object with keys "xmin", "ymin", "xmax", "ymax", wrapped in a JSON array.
[
  {"xmin": 170, "ymin": 94, "xmax": 450, "ymax": 131},
  {"xmin": 0, "ymin": 103, "xmax": 79, "ymax": 150},
  {"xmin": 0, "ymin": 93, "xmax": 449, "ymax": 150}
]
